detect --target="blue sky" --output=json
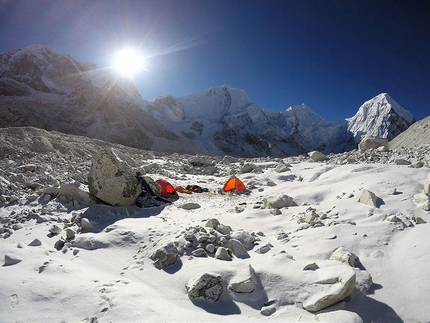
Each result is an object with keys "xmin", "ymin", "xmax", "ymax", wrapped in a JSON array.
[{"xmin": 1, "ymin": 0, "xmax": 429, "ymax": 121}]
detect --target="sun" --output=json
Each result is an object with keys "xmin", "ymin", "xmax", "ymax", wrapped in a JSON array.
[{"xmin": 113, "ymin": 49, "xmax": 145, "ymax": 77}]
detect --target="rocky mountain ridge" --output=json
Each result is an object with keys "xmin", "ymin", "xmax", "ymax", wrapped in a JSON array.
[{"xmin": 0, "ymin": 45, "xmax": 417, "ymax": 157}]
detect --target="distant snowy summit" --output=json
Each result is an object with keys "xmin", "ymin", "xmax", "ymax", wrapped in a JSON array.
[
  {"xmin": 150, "ymin": 85, "xmax": 414, "ymax": 156},
  {"xmin": 347, "ymin": 93, "xmax": 415, "ymax": 143},
  {"xmin": 0, "ymin": 45, "xmax": 416, "ymax": 157}
]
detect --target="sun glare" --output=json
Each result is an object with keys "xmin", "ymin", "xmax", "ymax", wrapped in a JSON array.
[{"xmin": 113, "ymin": 49, "xmax": 145, "ymax": 77}]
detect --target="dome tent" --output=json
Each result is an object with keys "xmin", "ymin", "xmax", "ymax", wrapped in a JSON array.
[
  {"xmin": 222, "ymin": 176, "xmax": 246, "ymax": 192},
  {"xmin": 156, "ymin": 179, "xmax": 179, "ymax": 200}
]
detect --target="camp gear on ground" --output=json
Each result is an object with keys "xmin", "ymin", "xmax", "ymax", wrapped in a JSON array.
[{"xmin": 135, "ymin": 172, "xmax": 171, "ymax": 207}]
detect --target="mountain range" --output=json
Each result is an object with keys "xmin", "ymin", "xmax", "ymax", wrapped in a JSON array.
[{"xmin": 0, "ymin": 44, "xmax": 416, "ymax": 157}]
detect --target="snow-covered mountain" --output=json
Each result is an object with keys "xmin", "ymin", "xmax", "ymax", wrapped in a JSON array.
[
  {"xmin": 347, "ymin": 93, "xmax": 415, "ymax": 143},
  {"xmin": 0, "ymin": 44, "xmax": 200, "ymax": 155},
  {"xmin": 150, "ymin": 87, "xmax": 354, "ymax": 157},
  {"xmin": 0, "ymin": 45, "xmax": 415, "ymax": 157}
]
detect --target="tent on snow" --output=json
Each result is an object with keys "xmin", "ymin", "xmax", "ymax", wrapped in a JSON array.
[
  {"xmin": 222, "ymin": 176, "xmax": 246, "ymax": 193},
  {"xmin": 156, "ymin": 179, "xmax": 179, "ymax": 200}
]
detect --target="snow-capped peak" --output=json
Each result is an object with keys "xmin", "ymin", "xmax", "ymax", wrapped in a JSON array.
[{"xmin": 347, "ymin": 93, "xmax": 415, "ymax": 142}]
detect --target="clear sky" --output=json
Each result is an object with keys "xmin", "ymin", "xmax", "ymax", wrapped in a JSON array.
[{"xmin": 1, "ymin": 0, "xmax": 429, "ymax": 121}]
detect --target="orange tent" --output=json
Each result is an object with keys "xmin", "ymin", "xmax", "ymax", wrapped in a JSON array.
[
  {"xmin": 156, "ymin": 179, "xmax": 179, "ymax": 200},
  {"xmin": 222, "ymin": 176, "xmax": 246, "ymax": 192}
]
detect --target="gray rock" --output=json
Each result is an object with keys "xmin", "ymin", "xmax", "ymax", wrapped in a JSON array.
[
  {"xmin": 28, "ymin": 238, "xmax": 42, "ymax": 246},
  {"xmin": 354, "ymin": 268, "xmax": 373, "ymax": 294},
  {"xmin": 4, "ymin": 254, "xmax": 22, "ymax": 266},
  {"xmin": 81, "ymin": 218, "xmax": 94, "ymax": 231},
  {"xmin": 191, "ymin": 248, "xmax": 207, "ymax": 257},
  {"xmin": 186, "ymin": 273, "xmax": 223, "ymax": 302},
  {"xmin": 216, "ymin": 223, "xmax": 231, "ymax": 235},
  {"xmin": 49, "ymin": 225, "xmax": 62, "ymax": 235},
  {"xmin": 230, "ymin": 230, "xmax": 256, "ymax": 249},
  {"xmin": 303, "ymin": 264, "xmax": 356, "ymax": 312},
  {"xmin": 215, "ymin": 247, "xmax": 232, "ymax": 261},
  {"xmin": 180, "ymin": 202, "xmax": 201, "ymax": 210},
  {"xmin": 274, "ymin": 229, "xmax": 288, "ymax": 240},
  {"xmin": 65, "ymin": 228, "xmax": 76, "ymax": 240},
  {"xmin": 329, "ymin": 247, "xmax": 358, "ymax": 267},
  {"xmin": 270, "ymin": 208, "xmax": 282, "ymax": 215},
  {"xmin": 205, "ymin": 218, "xmax": 220, "ymax": 229},
  {"xmin": 303, "ymin": 262, "xmax": 319, "ymax": 271},
  {"xmin": 412, "ymin": 216, "xmax": 426, "ymax": 224},
  {"xmin": 413, "ymin": 193, "xmax": 430, "ymax": 211},
  {"xmin": 54, "ymin": 238, "xmax": 65, "ymax": 251},
  {"xmin": 275, "ymin": 164, "xmax": 290, "ymax": 173},
  {"xmin": 205, "ymin": 244, "xmax": 215, "ymax": 253},
  {"xmin": 260, "ymin": 306, "xmax": 276, "ymax": 316},
  {"xmin": 254, "ymin": 243, "xmax": 273, "ymax": 254},
  {"xmin": 150, "ymin": 242, "xmax": 179, "ymax": 269},
  {"xmin": 228, "ymin": 264, "xmax": 257, "ymax": 293},
  {"xmin": 358, "ymin": 189, "xmax": 379, "ymax": 208},
  {"xmin": 309, "ymin": 151, "xmax": 329, "ymax": 162},
  {"xmin": 394, "ymin": 159, "xmax": 411, "ymax": 165},
  {"xmin": 59, "ymin": 184, "xmax": 95, "ymax": 205},
  {"xmin": 228, "ymin": 239, "xmax": 249, "ymax": 259},
  {"xmin": 87, "ymin": 148, "xmax": 142, "ymax": 206},
  {"xmin": 358, "ymin": 137, "xmax": 388, "ymax": 151},
  {"xmin": 263, "ymin": 194, "xmax": 294, "ymax": 209}
]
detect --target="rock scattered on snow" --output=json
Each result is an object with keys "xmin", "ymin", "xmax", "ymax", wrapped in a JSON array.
[
  {"xmin": 358, "ymin": 189, "xmax": 380, "ymax": 208},
  {"xmin": 150, "ymin": 242, "xmax": 179, "ymax": 269},
  {"xmin": 263, "ymin": 194, "xmax": 294, "ymax": 209},
  {"xmin": 215, "ymin": 246, "xmax": 232, "ymax": 261},
  {"xmin": 329, "ymin": 246, "xmax": 358, "ymax": 267},
  {"xmin": 228, "ymin": 264, "xmax": 257, "ymax": 293},
  {"xmin": 186, "ymin": 272, "xmax": 223, "ymax": 302},
  {"xmin": 303, "ymin": 263, "xmax": 356, "ymax": 312},
  {"xmin": 354, "ymin": 268, "xmax": 373, "ymax": 294},
  {"xmin": 28, "ymin": 238, "xmax": 42, "ymax": 246},
  {"xmin": 180, "ymin": 202, "xmax": 201, "ymax": 210},
  {"xmin": 4, "ymin": 254, "xmax": 22, "ymax": 266},
  {"xmin": 413, "ymin": 193, "xmax": 430, "ymax": 211},
  {"xmin": 228, "ymin": 238, "xmax": 249, "ymax": 259}
]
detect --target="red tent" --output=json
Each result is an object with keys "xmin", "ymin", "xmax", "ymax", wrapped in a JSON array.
[
  {"xmin": 222, "ymin": 176, "xmax": 246, "ymax": 192},
  {"xmin": 156, "ymin": 179, "xmax": 179, "ymax": 200}
]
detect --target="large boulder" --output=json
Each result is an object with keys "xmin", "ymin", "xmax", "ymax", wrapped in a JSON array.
[
  {"xmin": 358, "ymin": 136, "xmax": 388, "ymax": 151},
  {"xmin": 309, "ymin": 151, "xmax": 329, "ymax": 162},
  {"xmin": 87, "ymin": 148, "xmax": 142, "ymax": 206},
  {"xmin": 303, "ymin": 264, "xmax": 356, "ymax": 312},
  {"xmin": 186, "ymin": 273, "xmax": 224, "ymax": 302}
]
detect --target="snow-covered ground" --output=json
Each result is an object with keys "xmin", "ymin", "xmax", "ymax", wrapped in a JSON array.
[{"xmin": 1, "ymin": 130, "xmax": 429, "ymax": 323}]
